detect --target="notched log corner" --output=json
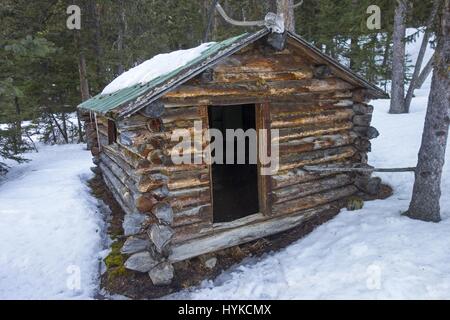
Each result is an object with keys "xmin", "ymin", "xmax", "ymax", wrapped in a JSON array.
[
  {"xmin": 313, "ymin": 65, "xmax": 333, "ymax": 79},
  {"xmin": 266, "ymin": 32, "xmax": 287, "ymax": 51},
  {"xmin": 140, "ymin": 100, "xmax": 165, "ymax": 118}
]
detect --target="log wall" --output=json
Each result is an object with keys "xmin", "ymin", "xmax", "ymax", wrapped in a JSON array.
[{"xmin": 94, "ymin": 40, "xmax": 378, "ymax": 265}]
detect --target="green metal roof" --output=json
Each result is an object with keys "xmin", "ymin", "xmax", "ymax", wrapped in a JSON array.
[
  {"xmin": 78, "ymin": 29, "xmax": 388, "ymax": 118},
  {"xmin": 77, "ymin": 31, "xmax": 269, "ymax": 118}
]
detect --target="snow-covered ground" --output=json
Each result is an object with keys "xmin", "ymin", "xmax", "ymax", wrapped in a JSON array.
[{"xmin": 0, "ymin": 144, "xmax": 106, "ymax": 299}]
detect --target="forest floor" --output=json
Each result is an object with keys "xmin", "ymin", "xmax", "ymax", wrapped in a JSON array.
[{"xmin": 1, "ymin": 29, "xmax": 449, "ymax": 300}]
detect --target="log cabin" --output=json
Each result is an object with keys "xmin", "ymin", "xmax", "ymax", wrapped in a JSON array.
[{"xmin": 78, "ymin": 28, "xmax": 388, "ymax": 285}]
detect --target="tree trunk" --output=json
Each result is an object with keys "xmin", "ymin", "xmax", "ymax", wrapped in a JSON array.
[
  {"xmin": 13, "ymin": 96, "xmax": 22, "ymax": 154},
  {"xmin": 91, "ymin": 0, "xmax": 103, "ymax": 82},
  {"xmin": 75, "ymin": 31, "xmax": 90, "ymax": 143},
  {"xmin": 49, "ymin": 112, "xmax": 68, "ymax": 144},
  {"xmin": 404, "ymin": 0, "xmax": 440, "ymax": 113},
  {"xmin": 276, "ymin": 0, "xmax": 295, "ymax": 33},
  {"xmin": 389, "ymin": 0, "xmax": 407, "ymax": 114},
  {"xmin": 204, "ymin": 0, "xmax": 219, "ymax": 42},
  {"xmin": 61, "ymin": 109, "xmax": 69, "ymax": 144},
  {"xmin": 381, "ymin": 32, "xmax": 392, "ymax": 91},
  {"xmin": 415, "ymin": 54, "xmax": 435, "ymax": 89},
  {"xmin": 117, "ymin": 0, "xmax": 126, "ymax": 75},
  {"xmin": 405, "ymin": 0, "xmax": 449, "ymax": 222}
]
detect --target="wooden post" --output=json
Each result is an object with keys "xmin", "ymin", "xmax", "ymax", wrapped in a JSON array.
[{"xmin": 257, "ymin": 102, "xmax": 273, "ymax": 216}]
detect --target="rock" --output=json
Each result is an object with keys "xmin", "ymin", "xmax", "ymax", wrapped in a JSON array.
[
  {"xmin": 204, "ymin": 257, "xmax": 217, "ymax": 269},
  {"xmin": 121, "ymin": 236, "xmax": 149, "ymax": 255},
  {"xmin": 149, "ymin": 262, "xmax": 174, "ymax": 286},
  {"xmin": 152, "ymin": 202, "xmax": 173, "ymax": 225},
  {"xmin": 124, "ymin": 251, "xmax": 158, "ymax": 273},
  {"xmin": 148, "ymin": 224, "xmax": 174, "ymax": 254},
  {"xmin": 123, "ymin": 213, "xmax": 147, "ymax": 236}
]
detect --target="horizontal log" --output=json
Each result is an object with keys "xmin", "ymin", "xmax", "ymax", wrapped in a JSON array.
[
  {"xmin": 164, "ymin": 119, "xmax": 207, "ymax": 131},
  {"xmin": 161, "ymin": 106, "xmax": 203, "ymax": 124},
  {"xmin": 275, "ymin": 121, "xmax": 354, "ymax": 143},
  {"xmin": 117, "ymin": 115, "xmax": 148, "ymax": 130},
  {"xmin": 99, "ymin": 153, "xmax": 140, "ymax": 191},
  {"xmin": 279, "ymin": 133, "xmax": 357, "ymax": 155},
  {"xmin": 270, "ymin": 100, "xmax": 351, "ymax": 114},
  {"xmin": 272, "ymin": 109, "xmax": 354, "ymax": 129},
  {"xmin": 99, "ymin": 162, "xmax": 136, "ymax": 215},
  {"xmin": 168, "ymin": 187, "xmax": 211, "ymax": 212},
  {"xmin": 280, "ymin": 144, "xmax": 356, "ymax": 166},
  {"xmin": 102, "ymin": 146, "xmax": 163, "ymax": 193},
  {"xmin": 271, "ymin": 168, "xmax": 339, "ymax": 189},
  {"xmin": 99, "ymin": 155, "xmax": 168, "ymax": 214},
  {"xmin": 169, "ymin": 203, "xmax": 339, "ymax": 262},
  {"xmin": 212, "ymin": 70, "xmax": 313, "ymax": 83},
  {"xmin": 272, "ymin": 174, "xmax": 353, "ymax": 204},
  {"xmin": 167, "ymin": 174, "xmax": 210, "ymax": 191},
  {"xmin": 162, "ymin": 95, "xmax": 354, "ymax": 108},
  {"xmin": 213, "ymin": 52, "xmax": 312, "ymax": 74},
  {"xmin": 172, "ymin": 221, "xmax": 213, "ymax": 244},
  {"xmin": 164, "ymin": 79, "xmax": 355, "ymax": 100},
  {"xmin": 173, "ymin": 204, "xmax": 212, "ymax": 228},
  {"xmin": 279, "ymin": 147, "xmax": 357, "ymax": 171},
  {"xmin": 272, "ymin": 185, "xmax": 357, "ymax": 215},
  {"xmin": 333, "ymin": 99, "xmax": 354, "ymax": 107}
]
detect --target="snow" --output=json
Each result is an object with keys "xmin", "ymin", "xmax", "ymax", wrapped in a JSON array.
[
  {"xmin": 102, "ymin": 43, "xmax": 215, "ymax": 95},
  {"xmin": 0, "ymin": 144, "xmax": 106, "ymax": 299}
]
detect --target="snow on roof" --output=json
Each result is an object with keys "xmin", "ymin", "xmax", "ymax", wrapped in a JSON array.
[{"xmin": 102, "ymin": 42, "xmax": 216, "ymax": 95}]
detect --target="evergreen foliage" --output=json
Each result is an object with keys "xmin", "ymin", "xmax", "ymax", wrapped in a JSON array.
[{"xmin": 0, "ymin": 0, "xmax": 437, "ymax": 174}]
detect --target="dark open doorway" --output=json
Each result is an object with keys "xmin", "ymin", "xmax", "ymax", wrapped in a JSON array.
[{"xmin": 208, "ymin": 104, "xmax": 259, "ymax": 223}]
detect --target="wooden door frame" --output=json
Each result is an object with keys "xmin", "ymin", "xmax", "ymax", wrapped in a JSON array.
[
  {"xmin": 206, "ymin": 102, "xmax": 273, "ymax": 224},
  {"xmin": 256, "ymin": 102, "xmax": 273, "ymax": 216}
]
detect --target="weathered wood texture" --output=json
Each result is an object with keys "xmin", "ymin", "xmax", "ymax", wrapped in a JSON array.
[{"xmin": 92, "ymin": 41, "xmax": 378, "ymax": 260}]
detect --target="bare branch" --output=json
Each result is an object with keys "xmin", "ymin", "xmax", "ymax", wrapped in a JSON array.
[
  {"xmin": 215, "ymin": 3, "xmax": 265, "ymax": 27},
  {"xmin": 291, "ymin": 0, "xmax": 304, "ymax": 9}
]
